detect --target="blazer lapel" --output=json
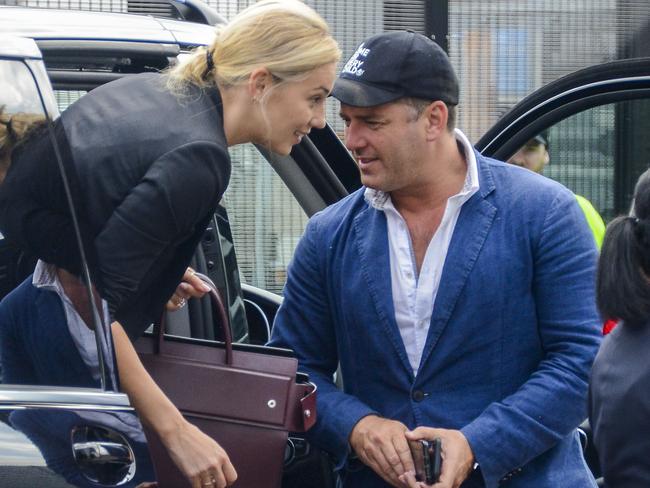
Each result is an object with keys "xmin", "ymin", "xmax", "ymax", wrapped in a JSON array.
[
  {"xmin": 352, "ymin": 205, "xmax": 414, "ymax": 378},
  {"xmin": 419, "ymin": 153, "xmax": 498, "ymax": 368}
]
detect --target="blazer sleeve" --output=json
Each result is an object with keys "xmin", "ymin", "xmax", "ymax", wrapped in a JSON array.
[
  {"xmin": 269, "ymin": 216, "xmax": 377, "ymax": 468},
  {"xmin": 94, "ymin": 141, "xmax": 229, "ymax": 316},
  {"xmin": 460, "ymin": 190, "xmax": 602, "ymax": 487}
]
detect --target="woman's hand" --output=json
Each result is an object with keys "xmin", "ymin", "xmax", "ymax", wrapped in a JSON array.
[
  {"xmin": 166, "ymin": 267, "xmax": 212, "ymax": 311},
  {"xmin": 161, "ymin": 420, "xmax": 237, "ymax": 488}
]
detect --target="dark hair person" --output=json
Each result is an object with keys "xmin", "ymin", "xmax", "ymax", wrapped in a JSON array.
[
  {"xmin": 0, "ymin": 106, "xmax": 45, "ymax": 182},
  {"xmin": 0, "ymin": 2, "xmax": 339, "ymax": 486},
  {"xmin": 589, "ymin": 168, "xmax": 650, "ymax": 487}
]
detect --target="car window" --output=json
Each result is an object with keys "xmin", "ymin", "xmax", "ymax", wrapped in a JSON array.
[
  {"xmin": 0, "ymin": 59, "xmax": 48, "ymax": 300},
  {"xmin": 0, "ymin": 58, "xmax": 51, "ymax": 385},
  {"xmin": 509, "ymin": 98, "xmax": 650, "ymax": 223},
  {"xmin": 54, "ymin": 90, "xmax": 86, "ymax": 112},
  {"xmin": 0, "ymin": 55, "xmax": 116, "ymax": 392},
  {"xmin": 0, "ymin": 60, "xmax": 47, "ymax": 116},
  {"xmin": 223, "ymin": 143, "xmax": 308, "ymax": 295}
]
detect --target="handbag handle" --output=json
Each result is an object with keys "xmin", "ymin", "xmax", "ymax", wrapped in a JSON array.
[{"xmin": 155, "ymin": 272, "xmax": 233, "ymax": 365}]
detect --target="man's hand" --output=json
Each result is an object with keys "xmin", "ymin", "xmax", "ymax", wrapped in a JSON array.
[
  {"xmin": 349, "ymin": 415, "xmax": 415, "ymax": 487},
  {"xmin": 400, "ymin": 428, "xmax": 475, "ymax": 488}
]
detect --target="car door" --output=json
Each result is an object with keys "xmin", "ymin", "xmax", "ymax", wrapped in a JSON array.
[
  {"xmin": 475, "ymin": 57, "xmax": 650, "ymax": 222},
  {"xmin": 0, "ymin": 36, "xmax": 155, "ymax": 488}
]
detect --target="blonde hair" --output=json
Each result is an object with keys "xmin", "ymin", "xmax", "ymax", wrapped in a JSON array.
[
  {"xmin": 167, "ymin": 0, "xmax": 340, "ymax": 91},
  {"xmin": 0, "ymin": 106, "xmax": 46, "ymax": 182}
]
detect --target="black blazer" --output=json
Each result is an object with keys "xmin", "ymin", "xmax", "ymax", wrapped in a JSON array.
[
  {"xmin": 589, "ymin": 321, "xmax": 650, "ymax": 488},
  {"xmin": 0, "ymin": 73, "xmax": 231, "ymax": 339}
]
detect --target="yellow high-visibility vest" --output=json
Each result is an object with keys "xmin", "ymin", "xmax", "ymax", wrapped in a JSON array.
[{"xmin": 575, "ymin": 194, "xmax": 606, "ymax": 250}]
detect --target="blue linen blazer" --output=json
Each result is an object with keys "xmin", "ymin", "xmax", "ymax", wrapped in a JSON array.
[{"xmin": 270, "ymin": 151, "xmax": 602, "ymax": 488}]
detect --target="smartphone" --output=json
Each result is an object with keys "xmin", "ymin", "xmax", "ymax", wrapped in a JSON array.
[{"xmin": 408, "ymin": 437, "xmax": 442, "ymax": 484}]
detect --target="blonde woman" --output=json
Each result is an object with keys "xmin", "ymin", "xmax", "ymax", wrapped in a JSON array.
[{"xmin": 0, "ymin": 1, "xmax": 340, "ymax": 486}]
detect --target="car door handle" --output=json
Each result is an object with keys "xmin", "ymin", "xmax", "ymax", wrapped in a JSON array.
[
  {"xmin": 73, "ymin": 440, "xmax": 133, "ymax": 466},
  {"xmin": 72, "ymin": 426, "xmax": 136, "ymax": 485}
]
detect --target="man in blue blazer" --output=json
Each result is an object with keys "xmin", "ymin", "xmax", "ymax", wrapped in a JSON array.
[{"xmin": 270, "ymin": 31, "xmax": 601, "ymax": 488}]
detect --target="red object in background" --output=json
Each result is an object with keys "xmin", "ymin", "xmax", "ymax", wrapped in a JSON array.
[{"xmin": 602, "ymin": 319, "xmax": 618, "ymax": 335}]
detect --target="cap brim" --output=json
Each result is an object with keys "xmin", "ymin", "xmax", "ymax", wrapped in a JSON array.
[{"xmin": 330, "ymin": 77, "xmax": 403, "ymax": 107}]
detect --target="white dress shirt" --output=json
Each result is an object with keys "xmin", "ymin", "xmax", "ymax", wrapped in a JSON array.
[{"xmin": 364, "ymin": 129, "xmax": 480, "ymax": 376}]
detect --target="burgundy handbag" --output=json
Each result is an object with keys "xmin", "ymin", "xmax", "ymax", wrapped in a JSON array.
[{"xmin": 135, "ymin": 278, "xmax": 316, "ymax": 487}]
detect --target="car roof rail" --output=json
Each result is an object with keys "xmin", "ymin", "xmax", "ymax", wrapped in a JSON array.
[{"xmin": 126, "ymin": 0, "xmax": 227, "ymax": 25}]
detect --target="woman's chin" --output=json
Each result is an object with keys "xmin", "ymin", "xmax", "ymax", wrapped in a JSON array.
[{"xmin": 265, "ymin": 141, "xmax": 292, "ymax": 156}]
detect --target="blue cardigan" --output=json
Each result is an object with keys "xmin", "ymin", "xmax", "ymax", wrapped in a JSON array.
[
  {"xmin": 0, "ymin": 275, "xmax": 97, "ymax": 388},
  {"xmin": 271, "ymin": 151, "xmax": 602, "ymax": 487}
]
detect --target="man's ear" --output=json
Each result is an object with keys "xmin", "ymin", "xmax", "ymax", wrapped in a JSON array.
[
  {"xmin": 423, "ymin": 101, "xmax": 448, "ymax": 140},
  {"xmin": 247, "ymin": 67, "xmax": 273, "ymax": 100}
]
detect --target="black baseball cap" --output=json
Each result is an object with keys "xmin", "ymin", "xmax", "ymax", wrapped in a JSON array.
[{"xmin": 331, "ymin": 30, "xmax": 459, "ymax": 108}]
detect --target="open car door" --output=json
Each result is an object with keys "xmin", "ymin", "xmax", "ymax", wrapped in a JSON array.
[{"xmin": 476, "ymin": 57, "xmax": 650, "ymax": 222}]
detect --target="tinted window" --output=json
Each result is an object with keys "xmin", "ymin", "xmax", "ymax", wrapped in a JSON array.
[{"xmin": 0, "ymin": 58, "xmax": 113, "ymax": 390}]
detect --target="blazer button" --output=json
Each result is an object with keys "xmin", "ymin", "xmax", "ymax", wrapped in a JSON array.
[{"xmin": 412, "ymin": 390, "xmax": 425, "ymax": 402}]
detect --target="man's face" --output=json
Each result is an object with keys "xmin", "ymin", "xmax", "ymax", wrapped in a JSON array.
[
  {"xmin": 339, "ymin": 101, "xmax": 429, "ymax": 193},
  {"xmin": 508, "ymin": 142, "xmax": 549, "ymax": 173}
]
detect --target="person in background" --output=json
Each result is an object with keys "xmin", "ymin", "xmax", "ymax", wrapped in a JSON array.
[
  {"xmin": 0, "ymin": 107, "xmax": 45, "ymax": 183},
  {"xmin": 270, "ymin": 30, "xmax": 601, "ymax": 488},
  {"xmin": 589, "ymin": 168, "xmax": 650, "ymax": 487},
  {"xmin": 0, "ymin": 2, "xmax": 340, "ymax": 486},
  {"xmin": 508, "ymin": 134, "xmax": 606, "ymax": 248}
]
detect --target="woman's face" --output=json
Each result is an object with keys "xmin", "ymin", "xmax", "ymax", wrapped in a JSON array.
[{"xmin": 259, "ymin": 62, "xmax": 336, "ymax": 155}]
